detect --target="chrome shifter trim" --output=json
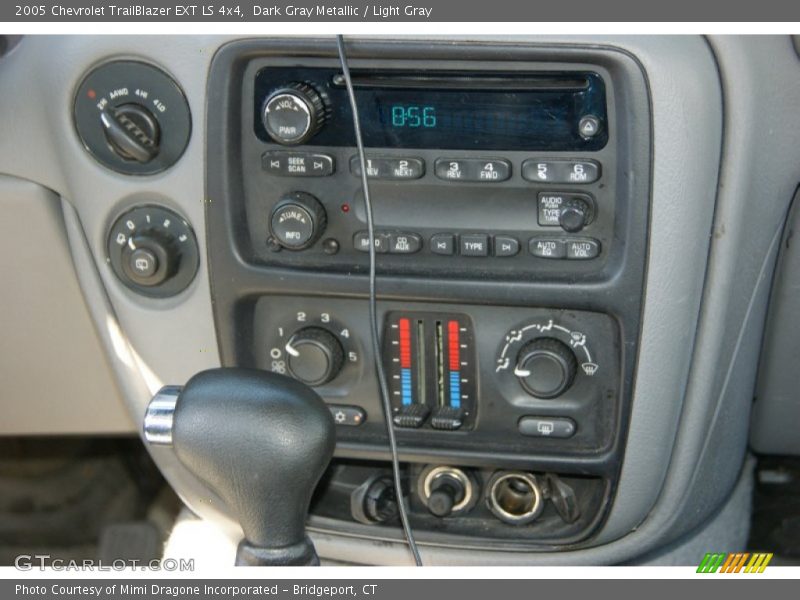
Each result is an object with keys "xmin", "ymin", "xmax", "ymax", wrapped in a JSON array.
[{"xmin": 143, "ymin": 385, "xmax": 181, "ymax": 446}]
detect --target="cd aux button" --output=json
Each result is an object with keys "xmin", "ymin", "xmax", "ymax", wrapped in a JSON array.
[
  {"xmin": 389, "ymin": 233, "xmax": 422, "ymax": 254},
  {"xmin": 434, "ymin": 158, "xmax": 511, "ymax": 182}
]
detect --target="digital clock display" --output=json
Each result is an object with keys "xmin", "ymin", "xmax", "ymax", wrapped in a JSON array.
[
  {"xmin": 255, "ymin": 68, "xmax": 609, "ymax": 151},
  {"xmin": 389, "ymin": 105, "xmax": 438, "ymax": 128}
]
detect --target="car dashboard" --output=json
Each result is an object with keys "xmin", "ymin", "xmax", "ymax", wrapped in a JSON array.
[{"xmin": 1, "ymin": 34, "xmax": 800, "ymax": 565}]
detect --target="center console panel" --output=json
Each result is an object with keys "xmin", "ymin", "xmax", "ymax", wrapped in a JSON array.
[{"xmin": 206, "ymin": 39, "xmax": 651, "ymax": 549}]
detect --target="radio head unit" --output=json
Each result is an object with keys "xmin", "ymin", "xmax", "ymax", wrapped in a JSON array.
[{"xmin": 254, "ymin": 67, "xmax": 609, "ymax": 151}]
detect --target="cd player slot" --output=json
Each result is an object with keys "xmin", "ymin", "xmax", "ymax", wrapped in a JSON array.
[{"xmin": 331, "ymin": 72, "xmax": 590, "ymax": 91}]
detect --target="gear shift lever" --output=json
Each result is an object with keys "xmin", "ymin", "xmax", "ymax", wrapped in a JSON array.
[{"xmin": 142, "ymin": 368, "xmax": 336, "ymax": 566}]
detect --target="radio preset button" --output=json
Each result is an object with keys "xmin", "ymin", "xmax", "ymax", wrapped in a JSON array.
[
  {"xmin": 459, "ymin": 234, "xmax": 490, "ymax": 257},
  {"xmin": 434, "ymin": 158, "xmax": 511, "ymax": 182},
  {"xmin": 566, "ymin": 239, "xmax": 601, "ymax": 260},
  {"xmin": 353, "ymin": 231, "xmax": 390, "ymax": 253},
  {"xmin": 262, "ymin": 151, "xmax": 334, "ymax": 177},
  {"xmin": 430, "ymin": 233, "xmax": 455, "ymax": 255},
  {"xmin": 389, "ymin": 233, "xmax": 422, "ymax": 254},
  {"xmin": 494, "ymin": 236, "xmax": 520, "ymax": 257},
  {"xmin": 350, "ymin": 156, "xmax": 424, "ymax": 180},
  {"xmin": 522, "ymin": 159, "xmax": 600, "ymax": 184},
  {"xmin": 530, "ymin": 239, "xmax": 566, "ymax": 259}
]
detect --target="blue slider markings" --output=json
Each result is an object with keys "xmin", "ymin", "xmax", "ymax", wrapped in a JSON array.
[
  {"xmin": 401, "ymin": 368, "xmax": 413, "ymax": 406},
  {"xmin": 449, "ymin": 371, "xmax": 461, "ymax": 408}
]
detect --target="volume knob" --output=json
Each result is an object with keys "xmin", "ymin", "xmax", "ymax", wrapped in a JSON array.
[{"xmin": 262, "ymin": 82, "xmax": 326, "ymax": 145}]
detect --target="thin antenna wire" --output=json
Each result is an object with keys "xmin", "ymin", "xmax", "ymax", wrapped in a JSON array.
[{"xmin": 336, "ymin": 34, "xmax": 423, "ymax": 566}]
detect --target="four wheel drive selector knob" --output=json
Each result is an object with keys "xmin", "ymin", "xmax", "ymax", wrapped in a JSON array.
[
  {"xmin": 285, "ymin": 327, "xmax": 345, "ymax": 387},
  {"xmin": 514, "ymin": 338, "xmax": 578, "ymax": 399},
  {"xmin": 262, "ymin": 82, "xmax": 327, "ymax": 145},
  {"xmin": 270, "ymin": 192, "xmax": 328, "ymax": 250}
]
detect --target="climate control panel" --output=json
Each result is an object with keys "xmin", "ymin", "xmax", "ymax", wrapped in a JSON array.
[{"xmin": 249, "ymin": 296, "xmax": 621, "ymax": 463}]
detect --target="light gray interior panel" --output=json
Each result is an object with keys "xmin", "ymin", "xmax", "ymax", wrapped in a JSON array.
[{"xmin": 0, "ymin": 175, "xmax": 132, "ymax": 434}]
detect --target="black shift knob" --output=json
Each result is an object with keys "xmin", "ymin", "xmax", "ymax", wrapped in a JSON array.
[{"xmin": 147, "ymin": 368, "xmax": 336, "ymax": 565}]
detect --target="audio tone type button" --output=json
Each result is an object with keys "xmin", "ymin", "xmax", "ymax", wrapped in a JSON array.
[
  {"xmin": 350, "ymin": 156, "xmax": 424, "ymax": 180},
  {"xmin": 538, "ymin": 192, "xmax": 594, "ymax": 228},
  {"xmin": 434, "ymin": 158, "xmax": 511, "ymax": 182},
  {"xmin": 262, "ymin": 151, "xmax": 334, "ymax": 177}
]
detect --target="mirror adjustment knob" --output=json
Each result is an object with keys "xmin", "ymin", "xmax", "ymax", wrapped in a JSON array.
[
  {"xmin": 514, "ymin": 338, "xmax": 578, "ymax": 399},
  {"xmin": 270, "ymin": 192, "xmax": 327, "ymax": 250},
  {"xmin": 558, "ymin": 197, "xmax": 593, "ymax": 233},
  {"xmin": 262, "ymin": 82, "xmax": 327, "ymax": 145},
  {"xmin": 285, "ymin": 327, "xmax": 344, "ymax": 387}
]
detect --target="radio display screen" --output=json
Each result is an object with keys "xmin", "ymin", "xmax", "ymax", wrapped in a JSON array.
[{"xmin": 254, "ymin": 67, "xmax": 608, "ymax": 151}]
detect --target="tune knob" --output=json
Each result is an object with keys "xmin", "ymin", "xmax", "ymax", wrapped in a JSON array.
[
  {"xmin": 262, "ymin": 82, "xmax": 327, "ymax": 145},
  {"xmin": 285, "ymin": 327, "xmax": 344, "ymax": 387},
  {"xmin": 558, "ymin": 197, "xmax": 594, "ymax": 233},
  {"xmin": 514, "ymin": 338, "xmax": 578, "ymax": 399},
  {"xmin": 270, "ymin": 192, "xmax": 327, "ymax": 250}
]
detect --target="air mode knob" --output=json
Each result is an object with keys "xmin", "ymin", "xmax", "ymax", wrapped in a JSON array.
[
  {"xmin": 514, "ymin": 338, "xmax": 578, "ymax": 399},
  {"xmin": 269, "ymin": 192, "xmax": 327, "ymax": 250},
  {"xmin": 285, "ymin": 327, "xmax": 345, "ymax": 387},
  {"xmin": 262, "ymin": 82, "xmax": 327, "ymax": 145}
]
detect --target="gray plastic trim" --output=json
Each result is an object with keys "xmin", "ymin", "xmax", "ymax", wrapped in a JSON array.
[{"xmin": 0, "ymin": 34, "xmax": 752, "ymax": 563}]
